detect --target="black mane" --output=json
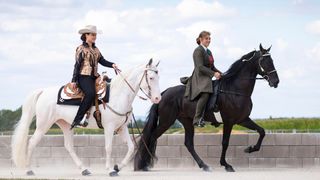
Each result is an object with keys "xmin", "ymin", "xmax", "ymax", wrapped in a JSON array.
[{"xmin": 221, "ymin": 50, "xmax": 256, "ymax": 80}]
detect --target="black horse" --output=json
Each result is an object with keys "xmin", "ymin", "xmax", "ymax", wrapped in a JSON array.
[{"xmin": 134, "ymin": 44, "xmax": 279, "ymax": 172}]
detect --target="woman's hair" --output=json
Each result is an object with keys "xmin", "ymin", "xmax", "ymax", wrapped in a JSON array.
[
  {"xmin": 196, "ymin": 31, "xmax": 211, "ymax": 45},
  {"xmin": 80, "ymin": 33, "xmax": 89, "ymax": 42}
]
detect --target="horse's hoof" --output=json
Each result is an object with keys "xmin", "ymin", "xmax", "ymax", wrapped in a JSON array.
[
  {"xmin": 82, "ymin": 169, "xmax": 91, "ymax": 176},
  {"xmin": 244, "ymin": 146, "xmax": 253, "ymax": 153},
  {"xmin": 142, "ymin": 166, "xmax": 149, "ymax": 171},
  {"xmin": 109, "ymin": 171, "xmax": 119, "ymax": 177},
  {"xmin": 113, "ymin": 164, "xmax": 120, "ymax": 172},
  {"xmin": 26, "ymin": 170, "xmax": 35, "ymax": 176},
  {"xmin": 225, "ymin": 166, "xmax": 235, "ymax": 172},
  {"xmin": 202, "ymin": 165, "xmax": 212, "ymax": 172}
]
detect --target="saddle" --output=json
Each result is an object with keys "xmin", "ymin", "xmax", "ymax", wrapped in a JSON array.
[
  {"xmin": 180, "ymin": 77, "xmax": 220, "ymax": 112},
  {"xmin": 57, "ymin": 73, "xmax": 110, "ymax": 129},
  {"xmin": 60, "ymin": 75, "xmax": 109, "ymax": 101},
  {"xmin": 205, "ymin": 80, "xmax": 220, "ymax": 113}
]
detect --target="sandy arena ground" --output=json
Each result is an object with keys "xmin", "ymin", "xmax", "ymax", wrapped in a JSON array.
[{"xmin": 1, "ymin": 167, "xmax": 320, "ymax": 180}]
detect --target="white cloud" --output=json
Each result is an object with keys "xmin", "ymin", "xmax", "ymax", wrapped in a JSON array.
[
  {"xmin": 281, "ymin": 67, "xmax": 305, "ymax": 80},
  {"xmin": 306, "ymin": 20, "xmax": 320, "ymax": 35},
  {"xmin": 306, "ymin": 42, "xmax": 320, "ymax": 63},
  {"xmin": 176, "ymin": 21, "xmax": 227, "ymax": 43},
  {"xmin": 177, "ymin": 0, "xmax": 236, "ymax": 18},
  {"xmin": 292, "ymin": 0, "xmax": 304, "ymax": 5},
  {"xmin": 225, "ymin": 47, "xmax": 246, "ymax": 59},
  {"xmin": 275, "ymin": 38, "xmax": 288, "ymax": 51}
]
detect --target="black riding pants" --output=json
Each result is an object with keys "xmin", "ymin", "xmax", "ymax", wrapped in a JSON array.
[{"xmin": 73, "ymin": 75, "xmax": 95, "ymax": 123}]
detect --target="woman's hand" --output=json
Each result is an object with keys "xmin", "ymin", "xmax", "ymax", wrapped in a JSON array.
[
  {"xmin": 71, "ymin": 82, "xmax": 77, "ymax": 89},
  {"xmin": 214, "ymin": 72, "xmax": 221, "ymax": 80},
  {"xmin": 112, "ymin": 63, "xmax": 118, "ymax": 69}
]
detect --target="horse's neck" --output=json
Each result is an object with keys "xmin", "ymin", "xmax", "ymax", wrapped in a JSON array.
[
  {"xmin": 108, "ymin": 66, "xmax": 144, "ymax": 111},
  {"xmin": 227, "ymin": 62, "xmax": 258, "ymax": 95}
]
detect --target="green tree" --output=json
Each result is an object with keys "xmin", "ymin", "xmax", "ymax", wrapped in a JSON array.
[{"xmin": 0, "ymin": 107, "xmax": 22, "ymax": 131}]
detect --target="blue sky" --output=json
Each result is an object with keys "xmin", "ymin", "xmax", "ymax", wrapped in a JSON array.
[{"xmin": 0, "ymin": 0, "xmax": 319, "ymax": 118}]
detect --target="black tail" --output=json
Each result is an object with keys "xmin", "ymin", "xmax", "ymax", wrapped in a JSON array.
[{"xmin": 134, "ymin": 103, "xmax": 159, "ymax": 171}]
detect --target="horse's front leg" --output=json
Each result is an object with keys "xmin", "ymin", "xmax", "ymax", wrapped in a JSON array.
[
  {"xmin": 220, "ymin": 124, "xmax": 235, "ymax": 172},
  {"xmin": 238, "ymin": 118, "xmax": 265, "ymax": 153},
  {"xmin": 104, "ymin": 124, "xmax": 115, "ymax": 173},
  {"xmin": 109, "ymin": 126, "xmax": 135, "ymax": 176}
]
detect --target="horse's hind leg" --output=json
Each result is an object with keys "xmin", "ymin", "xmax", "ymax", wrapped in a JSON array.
[
  {"xmin": 25, "ymin": 129, "xmax": 49, "ymax": 175},
  {"xmin": 180, "ymin": 118, "xmax": 211, "ymax": 172},
  {"xmin": 25, "ymin": 118, "xmax": 53, "ymax": 175},
  {"xmin": 238, "ymin": 117, "xmax": 265, "ymax": 153},
  {"xmin": 56, "ymin": 120, "xmax": 91, "ymax": 176}
]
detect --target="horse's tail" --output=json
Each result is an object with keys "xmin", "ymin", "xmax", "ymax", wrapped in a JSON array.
[
  {"xmin": 12, "ymin": 89, "xmax": 43, "ymax": 168},
  {"xmin": 134, "ymin": 103, "xmax": 159, "ymax": 171}
]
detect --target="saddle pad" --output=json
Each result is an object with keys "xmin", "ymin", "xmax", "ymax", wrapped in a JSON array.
[{"xmin": 57, "ymin": 83, "xmax": 110, "ymax": 106}]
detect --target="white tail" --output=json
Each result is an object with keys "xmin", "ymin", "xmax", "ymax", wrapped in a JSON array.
[{"xmin": 11, "ymin": 89, "xmax": 43, "ymax": 168}]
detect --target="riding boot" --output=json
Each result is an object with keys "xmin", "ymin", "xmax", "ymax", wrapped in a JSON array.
[
  {"xmin": 70, "ymin": 115, "xmax": 89, "ymax": 130},
  {"xmin": 211, "ymin": 119, "xmax": 222, "ymax": 128}
]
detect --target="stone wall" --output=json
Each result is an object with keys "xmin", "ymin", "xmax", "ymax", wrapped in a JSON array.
[{"xmin": 1, "ymin": 134, "xmax": 320, "ymax": 168}]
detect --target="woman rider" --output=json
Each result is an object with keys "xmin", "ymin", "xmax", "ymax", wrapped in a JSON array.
[
  {"xmin": 70, "ymin": 25, "xmax": 118, "ymax": 129},
  {"xmin": 184, "ymin": 31, "xmax": 222, "ymax": 127}
]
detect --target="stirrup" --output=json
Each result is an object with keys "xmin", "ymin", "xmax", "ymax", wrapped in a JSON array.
[{"xmin": 80, "ymin": 117, "xmax": 89, "ymax": 127}]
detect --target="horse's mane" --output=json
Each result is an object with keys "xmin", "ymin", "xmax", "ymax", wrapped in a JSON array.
[
  {"xmin": 221, "ymin": 50, "xmax": 256, "ymax": 80},
  {"xmin": 110, "ymin": 65, "xmax": 139, "ymax": 91}
]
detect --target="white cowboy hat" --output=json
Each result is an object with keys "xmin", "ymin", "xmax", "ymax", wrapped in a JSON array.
[{"xmin": 78, "ymin": 25, "xmax": 102, "ymax": 34}]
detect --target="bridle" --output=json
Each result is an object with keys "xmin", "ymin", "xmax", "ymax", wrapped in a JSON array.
[
  {"xmin": 111, "ymin": 66, "xmax": 160, "ymax": 159},
  {"xmin": 257, "ymin": 52, "xmax": 277, "ymax": 81},
  {"xmin": 219, "ymin": 50, "xmax": 277, "ymax": 97},
  {"xmin": 242, "ymin": 51, "xmax": 277, "ymax": 81},
  {"xmin": 114, "ymin": 65, "xmax": 158, "ymax": 101},
  {"xmin": 108, "ymin": 65, "xmax": 158, "ymax": 134}
]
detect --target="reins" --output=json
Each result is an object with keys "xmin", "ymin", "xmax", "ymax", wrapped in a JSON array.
[{"xmin": 111, "ymin": 67, "xmax": 156, "ymax": 160}]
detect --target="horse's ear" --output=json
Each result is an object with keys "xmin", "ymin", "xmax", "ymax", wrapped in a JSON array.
[
  {"xmin": 156, "ymin": 60, "xmax": 160, "ymax": 67},
  {"xmin": 259, "ymin": 43, "xmax": 264, "ymax": 51},
  {"xmin": 267, "ymin": 45, "xmax": 272, "ymax": 52},
  {"xmin": 148, "ymin": 58, "xmax": 153, "ymax": 66}
]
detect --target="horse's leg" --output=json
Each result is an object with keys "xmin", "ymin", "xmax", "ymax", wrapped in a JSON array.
[
  {"xmin": 144, "ymin": 115, "xmax": 176, "ymax": 170},
  {"xmin": 25, "ymin": 125, "xmax": 51, "ymax": 175},
  {"xmin": 109, "ymin": 126, "xmax": 134, "ymax": 176},
  {"xmin": 180, "ymin": 118, "xmax": 211, "ymax": 172},
  {"xmin": 55, "ymin": 120, "xmax": 91, "ymax": 176},
  {"xmin": 238, "ymin": 118, "xmax": 265, "ymax": 153},
  {"xmin": 220, "ymin": 124, "xmax": 235, "ymax": 172},
  {"xmin": 25, "ymin": 109, "xmax": 56, "ymax": 175},
  {"xmin": 104, "ymin": 124, "xmax": 115, "ymax": 172}
]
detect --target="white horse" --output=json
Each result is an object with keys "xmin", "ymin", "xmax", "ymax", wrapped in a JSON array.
[{"xmin": 11, "ymin": 59, "xmax": 161, "ymax": 176}]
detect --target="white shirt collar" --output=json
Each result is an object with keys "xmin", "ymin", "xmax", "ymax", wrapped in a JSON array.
[{"xmin": 200, "ymin": 44, "xmax": 207, "ymax": 51}]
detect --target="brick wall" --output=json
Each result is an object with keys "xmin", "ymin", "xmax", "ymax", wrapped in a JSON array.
[{"xmin": 1, "ymin": 134, "xmax": 320, "ymax": 168}]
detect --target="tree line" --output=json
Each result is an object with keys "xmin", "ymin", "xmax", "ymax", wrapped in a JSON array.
[{"xmin": 0, "ymin": 107, "xmax": 182, "ymax": 132}]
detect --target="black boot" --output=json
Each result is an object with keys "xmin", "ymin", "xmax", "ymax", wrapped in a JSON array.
[
  {"xmin": 70, "ymin": 117, "xmax": 88, "ymax": 130},
  {"xmin": 193, "ymin": 118, "xmax": 205, "ymax": 127},
  {"xmin": 211, "ymin": 120, "xmax": 222, "ymax": 128},
  {"xmin": 70, "ymin": 121, "xmax": 79, "ymax": 130},
  {"xmin": 213, "ymin": 104, "xmax": 219, "ymax": 112}
]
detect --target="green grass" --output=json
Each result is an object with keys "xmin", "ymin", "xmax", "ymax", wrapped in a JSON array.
[
  {"xmin": 2, "ymin": 117, "xmax": 318, "ymax": 135},
  {"xmin": 233, "ymin": 117, "xmax": 320, "ymax": 130}
]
